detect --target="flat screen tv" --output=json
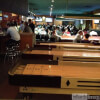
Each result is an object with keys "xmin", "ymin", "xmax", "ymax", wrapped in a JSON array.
[
  {"xmin": 35, "ymin": 17, "xmax": 42, "ymax": 22},
  {"xmin": 46, "ymin": 18, "xmax": 53, "ymax": 22},
  {"xmin": 94, "ymin": 20, "xmax": 99, "ymax": 24}
]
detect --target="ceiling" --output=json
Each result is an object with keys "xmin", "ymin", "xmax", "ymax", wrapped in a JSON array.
[
  {"xmin": 28, "ymin": 0, "xmax": 100, "ymax": 16},
  {"xmin": 0, "ymin": 0, "xmax": 28, "ymax": 16}
]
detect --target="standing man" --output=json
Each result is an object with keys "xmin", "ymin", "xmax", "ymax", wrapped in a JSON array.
[
  {"xmin": 28, "ymin": 19, "xmax": 35, "ymax": 33},
  {"xmin": 28, "ymin": 19, "xmax": 36, "ymax": 46}
]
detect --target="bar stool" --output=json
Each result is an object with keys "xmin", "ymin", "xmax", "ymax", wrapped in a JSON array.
[
  {"xmin": 4, "ymin": 41, "xmax": 20, "ymax": 64},
  {"xmin": 13, "ymin": 42, "xmax": 21, "ymax": 59},
  {"xmin": 4, "ymin": 45, "xmax": 16, "ymax": 64}
]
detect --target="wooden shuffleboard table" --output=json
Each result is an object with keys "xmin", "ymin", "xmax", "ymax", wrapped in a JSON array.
[
  {"xmin": 8, "ymin": 62, "xmax": 100, "ymax": 95},
  {"xmin": 60, "ymin": 35, "xmax": 100, "ymax": 42},
  {"xmin": 35, "ymin": 42, "xmax": 100, "ymax": 51},
  {"xmin": 22, "ymin": 49, "xmax": 100, "ymax": 62}
]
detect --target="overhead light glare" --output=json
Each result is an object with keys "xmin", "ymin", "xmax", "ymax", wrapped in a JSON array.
[
  {"xmin": 50, "ymin": 11, "xmax": 52, "ymax": 16},
  {"xmin": 51, "ymin": 0, "xmax": 54, "ymax": 2},
  {"xmin": 51, "ymin": 7, "xmax": 53, "ymax": 11}
]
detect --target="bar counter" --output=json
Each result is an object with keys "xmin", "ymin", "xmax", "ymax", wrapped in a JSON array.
[
  {"xmin": 0, "ymin": 33, "xmax": 10, "ymax": 53},
  {"xmin": 0, "ymin": 32, "xmax": 33, "ymax": 54}
]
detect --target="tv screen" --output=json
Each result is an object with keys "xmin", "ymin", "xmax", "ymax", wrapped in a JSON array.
[
  {"xmin": 94, "ymin": 20, "xmax": 99, "ymax": 24},
  {"xmin": 35, "ymin": 17, "xmax": 42, "ymax": 22},
  {"xmin": 46, "ymin": 18, "xmax": 53, "ymax": 22}
]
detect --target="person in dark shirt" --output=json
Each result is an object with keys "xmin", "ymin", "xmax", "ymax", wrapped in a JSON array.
[
  {"xmin": 28, "ymin": 19, "xmax": 36, "ymax": 46},
  {"xmin": 23, "ymin": 22, "xmax": 32, "ymax": 33},
  {"xmin": 81, "ymin": 34, "xmax": 90, "ymax": 43},
  {"xmin": 28, "ymin": 19, "xmax": 35, "ymax": 33}
]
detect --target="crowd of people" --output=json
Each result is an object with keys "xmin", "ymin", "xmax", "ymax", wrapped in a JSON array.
[
  {"xmin": 3, "ymin": 19, "xmax": 99, "ymax": 47},
  {"xmin": 33, "ymin": 24, "xmax": 91, "ymax": 43},
  {"xmin": 5, "ymin": 19, "xmax": 36, "ymax": 47}
]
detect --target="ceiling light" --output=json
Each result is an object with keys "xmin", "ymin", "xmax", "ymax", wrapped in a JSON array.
[
  {"xmin": 22, "ymin": 16, "xmax": 24, "ymax": 19},
  {"xmin": 50, "ymin": 11, "xmax": 52, "ymax": 16},
  {"xmin": 42, "ymin": 16, "xmax": 46, "ymax": 21},
  {"xmin": 51, "ymin": 7, "xmax": 53, "ymax": 11},
  {"xmin": 80, "ymin": 19, "xmax": 83, "ymax": 24},
  {"xmin": 50, "ymin": 8, "xmax": 52, "ymax": 16},
  {"xmin": 94, "ymin": 13, "xmax": 100, "ymax": 15},
  {"xmin": 51, "ymin": 0, "xmax": 54, "ymax": 2},
  {"xmin": 50, "ymin": 6, "xmax": 53, "ymax": 16}
]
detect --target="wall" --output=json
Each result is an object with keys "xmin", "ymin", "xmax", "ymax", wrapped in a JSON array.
[
  {"xmin": 54, "ymin": 20, "xmax": 62, "ymax": 26},
  {"xmin": 92, "ymin": 20, "xmax": 100, "ymax": 29}
]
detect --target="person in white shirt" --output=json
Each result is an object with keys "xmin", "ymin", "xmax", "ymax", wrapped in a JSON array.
[
  {"xmin": 89, "ymin": 31, "xmax": 98, "ymax": 36},
  {"xmin": 63, "ymin": 28, "xmax": 71, "ymax": 36},
  {"xmin": 6, "ymin": 23, "xmax": 20, "ymax": 46},
  {"xmin": 39, "ymin": 28, "xmax": 47, "ymax": 40},
  {"xmin": 73, "ymin": 30, "xmax": 84, "ymax": 43},
  {"xmin": 34, "ymin": 26, "xmax": 39, "ymax": 35}
]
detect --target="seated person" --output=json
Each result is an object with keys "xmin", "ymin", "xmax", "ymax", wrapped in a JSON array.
[
  {"xmin": 63, "ymin": 28, "xmax": 71, "ymax": 36},
  {"xmin": 89, "ymin": 31, "xmax": 98, "ymax": 36},
  {"xmin": 46, "ymin": 28, "xmax": 51, "ymax": 39},
  {"xmin": 34, "ymin": 26, "xmax": 39, "ymax": 35},
  {"xmin": 6, "ymin": 22, "xmax": 20, "ymax": 47},
  {"xmin": 73, "ymin": 30, "xmax": 83, "ymax": 43},
  {"xmin": 34, "ymin": 26, "xmax": 40, "ymax": 39},
  {"xmin": 54, "ymin": 27, "xmax": 63, "ymax": 41},
  {"xmin": 83, "ymin": 28, "xmax": 88, "ymax": 35},
  {"xmin": 55, "ymin": 27, "xmax": 62, "ymax": 36},
  {"xmin": 81, "ymin": 34, "xmax": 90, "ymax": 43},
  {"xmin": 23, "ymin": 22, "xmax": 33, "ymax": 33},
  {"xmin": 39, "ymin": 28, "xmax": 47, "ymax": 40},
  {"xmin": 40, "ymin": 28, "xmax": 47, "ymax": 35}
]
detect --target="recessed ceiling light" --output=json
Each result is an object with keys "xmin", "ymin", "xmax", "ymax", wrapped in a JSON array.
[{"xmin": 51, "ymin": 0, "xmax": 54, "ymax": 2}]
